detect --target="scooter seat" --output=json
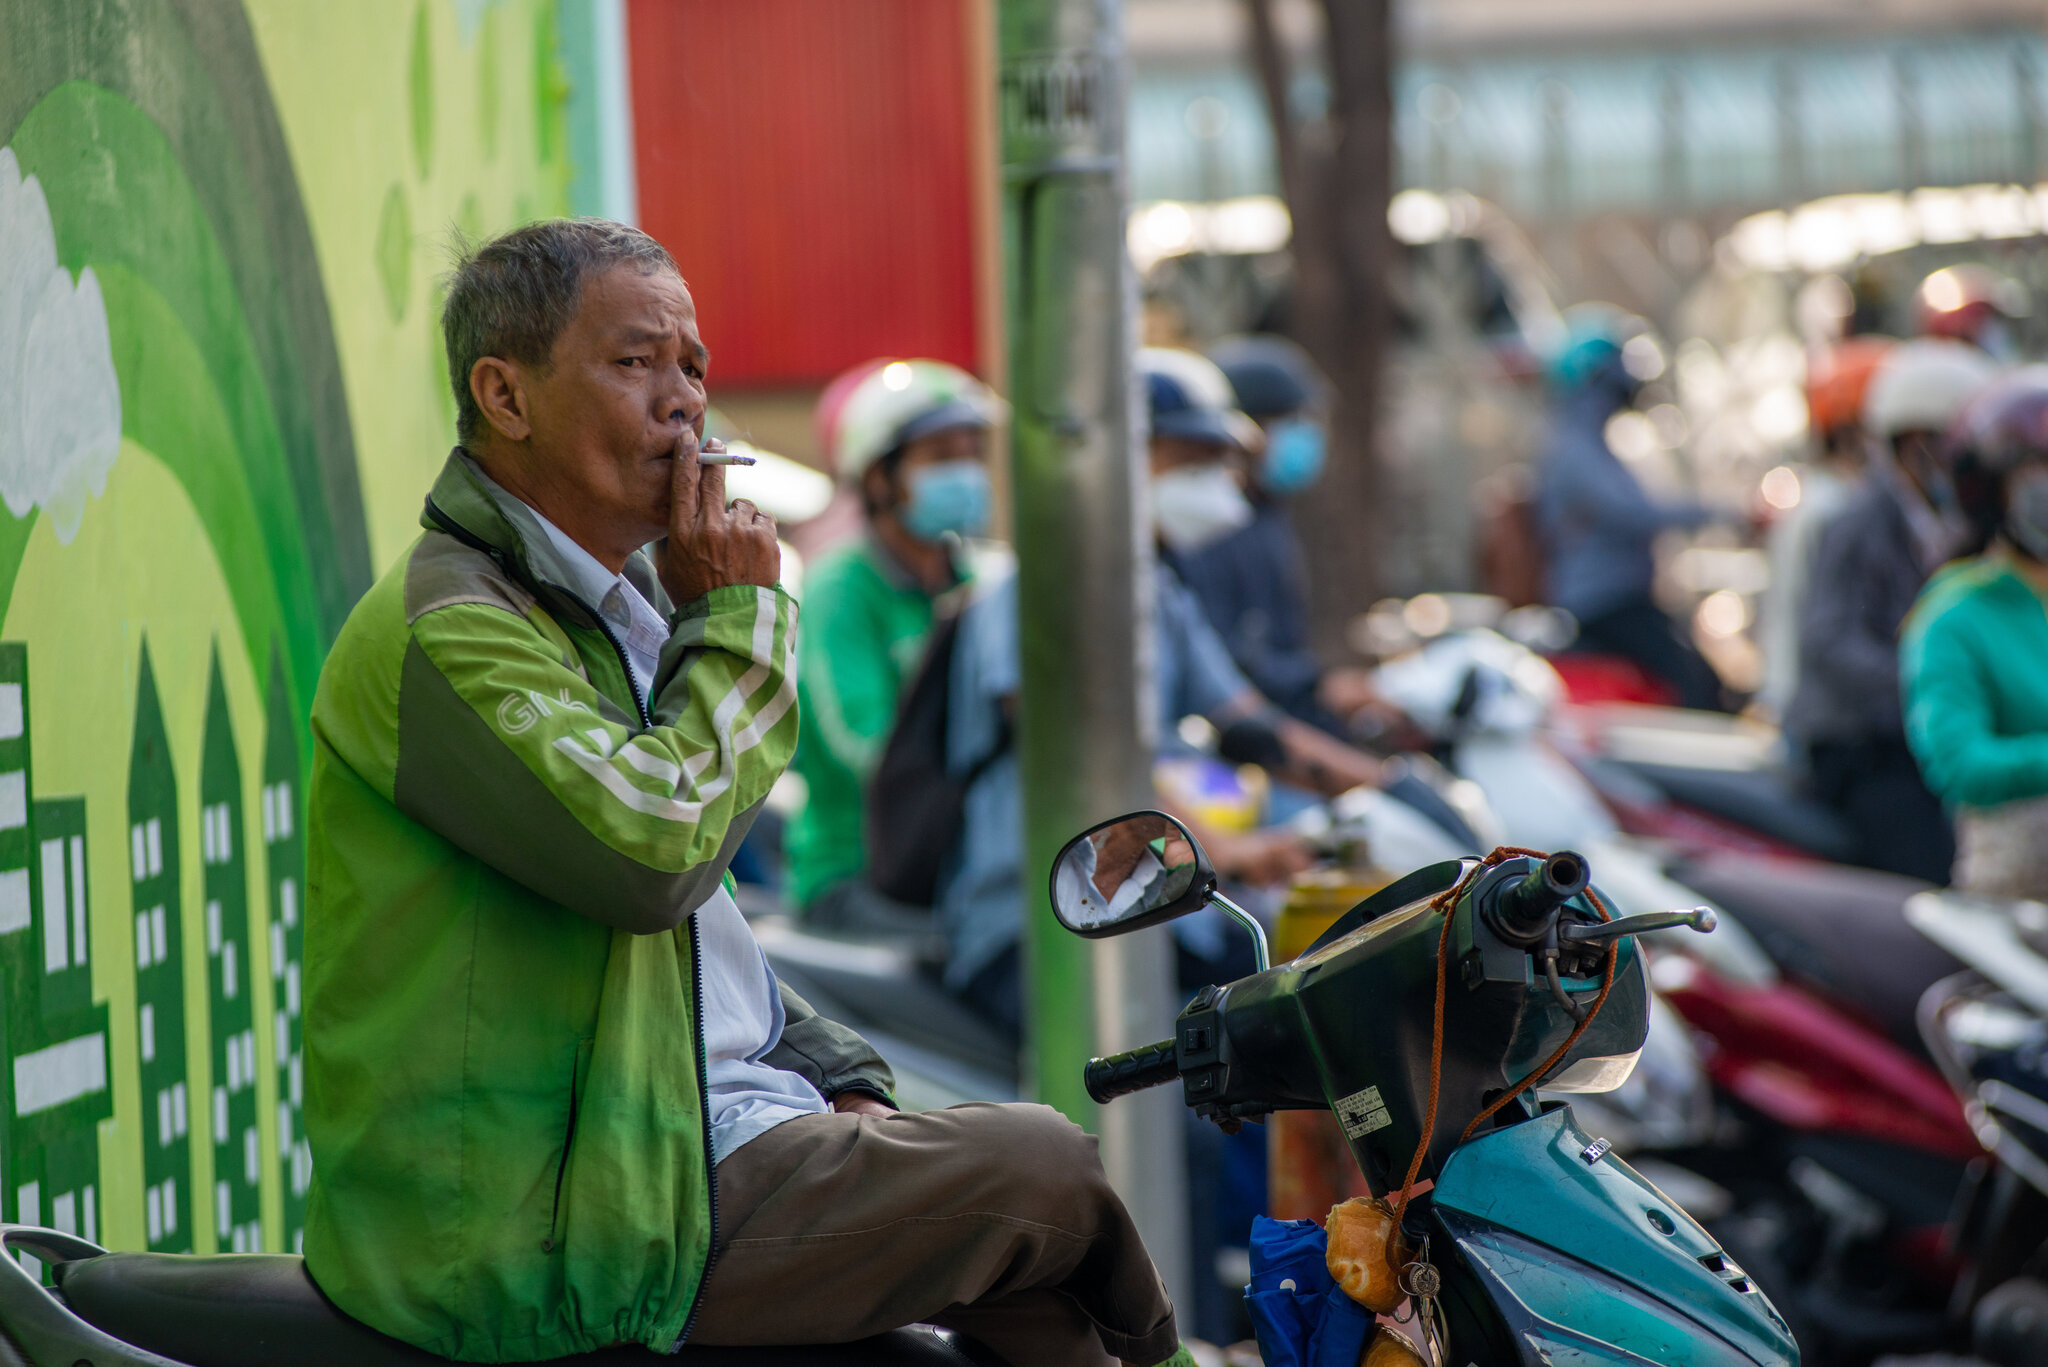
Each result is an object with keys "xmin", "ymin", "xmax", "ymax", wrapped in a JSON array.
[{"xmin": 54, "ymin": 1251, "xmax": 994, "ymax": 1367}]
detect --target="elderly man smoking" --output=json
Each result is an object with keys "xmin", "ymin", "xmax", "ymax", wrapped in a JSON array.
[{"xmin": 300, "ymin": 219, "xmax": 1187, "ymax": 1367}]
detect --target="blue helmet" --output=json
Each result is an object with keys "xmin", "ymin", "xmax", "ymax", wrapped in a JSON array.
[
  {"xmin": 1545, "ymin": 304, "xmax": 1640, "ymax": 393},
  {"xmin": 1209, "ymin": 334, "xmax": 1323, "ymax": 420}
]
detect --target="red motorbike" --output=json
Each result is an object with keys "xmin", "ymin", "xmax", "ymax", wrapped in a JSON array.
[
  {"xmin": 1645, "ymin": 852, "xmax": 1978, "ymax": 1367},
  {"xmin": 1647, "ymin": 916, "xmax": 1979, "ymax": 1367}
]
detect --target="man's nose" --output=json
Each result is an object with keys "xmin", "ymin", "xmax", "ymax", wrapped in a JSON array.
[{"xmin": 658, "ymin": 364, "xmax": 706, "ymax": 427}]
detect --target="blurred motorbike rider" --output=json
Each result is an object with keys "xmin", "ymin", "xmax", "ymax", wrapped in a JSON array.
[
  {"xmin": 1535, "ymin": 308, "xmax": 1727, "ymax": 710},
  {"xmin": 1172, "ymin": 336, "xmax": 1388, "ymax": 735},
  {"xmin": 1789, "ymin": 338, "xmax": 1999, "ymax": 883},
  {"xmin": 1904, "ymin": 368, "xmax": 2048, "ymax": 896},
  {"xmin": 1757, "ymin": 336, "xmax": 1894, "ymax": 726},
  {"xmin": 935, "ymin": 351, "xmax": 1393, "ymax": 1039},
  {"xmin": 786, "ymin": 359, "xmax": 1005, "ymax": 931}
]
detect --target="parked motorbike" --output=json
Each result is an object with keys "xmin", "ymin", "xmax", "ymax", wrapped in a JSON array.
[
  {"xmin": 744, "ymin": 752, "xmax": 1497, "ymax": 1116},
  {"xmin": 0, "ymin": 1237, "xmax": 997, "ymax": 1365},
  {"xmin": 1906, "ymin": 888, "xmax": 2048, "ymax": 1367},
  {"xmin": 1053, "ymin": 810, "xmax": 1796, "ymax": 1366},
  {"xmin": 1361, "ymin": 597, "xmax": 1853, "ymax": 865},
  {"xmin": 1373, "ymin": 627, "xmax": 1982, "ymax": 1365}
]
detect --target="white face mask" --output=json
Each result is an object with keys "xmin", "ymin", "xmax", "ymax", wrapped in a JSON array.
[{"xmin": 1152, "ymin": 463, "xmax": 1254, "ymax": 554}]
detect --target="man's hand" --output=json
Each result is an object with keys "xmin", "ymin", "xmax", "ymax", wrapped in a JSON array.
[
  {"xmin": 1275, "ymin": 715, "xmax": 1386, "ymax": 797},
  {"xmin": 1318, "ymin": 666, "xmax": 1399, "ymax": 725},
  {"xmin": 656, "ymin": 434, "xmax": 780, "ymax": 606},
  {"xmin": 832, "ymin": 1091, "xmax": 894, "ymax": 1118}
]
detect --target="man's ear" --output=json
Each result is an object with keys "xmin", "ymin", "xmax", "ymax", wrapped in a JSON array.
[{"xmin": 470, "ymin": 356, "xmax": 533, "ymax": 443}]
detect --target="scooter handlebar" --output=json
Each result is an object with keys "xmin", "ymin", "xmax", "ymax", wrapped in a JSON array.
[{"xmin": 1085, "ymin": 1039, "xmax": 1182, "ymax": 1104}]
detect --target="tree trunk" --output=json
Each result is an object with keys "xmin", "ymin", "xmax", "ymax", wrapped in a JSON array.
[{"xmin": 1239, "ymin": 0, "xmax": 1393, "ymax": 659}]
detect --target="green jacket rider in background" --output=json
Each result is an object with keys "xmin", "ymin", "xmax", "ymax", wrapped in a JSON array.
[{"xmin": 786, "ymin": 359, "xmax": 1004, "ymax": 923}]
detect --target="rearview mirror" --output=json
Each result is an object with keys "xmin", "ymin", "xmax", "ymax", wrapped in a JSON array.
[{"xmin": 1049, "ymin": 810, "xmax": 1215, "ymax": 938}]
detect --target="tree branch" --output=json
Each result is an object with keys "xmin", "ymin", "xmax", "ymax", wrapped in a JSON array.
[
  {"xmin": 1240, "ymin": 0, "xmax": 1300, "ymax": 208},
  {"xmin": 1319, "ymin": 0, "xmax": 1393, "ymax": 319}
]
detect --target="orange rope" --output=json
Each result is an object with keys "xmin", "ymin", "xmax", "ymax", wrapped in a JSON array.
[{"xmin": 1385, "ymin": 848, "xmax": 1618, "ymax": 1242}]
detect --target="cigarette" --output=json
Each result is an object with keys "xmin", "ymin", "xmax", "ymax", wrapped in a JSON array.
[{"xmin": 696, "ymin": 438, "xmax": 757, "ymax": 467}]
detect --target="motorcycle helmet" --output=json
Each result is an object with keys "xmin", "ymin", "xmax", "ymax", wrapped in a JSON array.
[
  {"xmin": 827, "ymin": 359, "xmax": 1006, "ymax": 485},
  {"xmin": 1916, "ymin": 263, "xmax": 2029, "ymax": 356},
  {"xmin": 1208, "ymin": 334, "xmax": 1323, "ymax": 422},
  {"xmin": 1946, "ymin": 366, "xmax": 2048, "ymax": 554},
  {"xmin": 1544, "ymin": 304, "xmax": 1657, "ymax": 401},
  {"xmin": 1209, "ymin": 335, "xmax": 1330, "ymax": 495},
  {"xmin": 1138, "ymin": 347, "xmax": 1248, "ymax": 447},
  {"xmin": 812, "ymin": 359, "xmax": 893, "ymax": 478},
  {"xmin": 1804, "ymin": 335, "xmax": 1897, "ymax": 444},
  {"xmin": 1861, "ymin": 338, "xmax": 2000, "ymax": 442}
]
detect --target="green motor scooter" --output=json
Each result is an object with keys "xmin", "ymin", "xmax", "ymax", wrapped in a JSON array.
[{"xmin": 1052, "ymin": 811, "xmax": 1800, "ymax": 1367}]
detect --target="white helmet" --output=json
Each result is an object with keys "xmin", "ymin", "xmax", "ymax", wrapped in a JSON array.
[
  {"xmin": 1863, "ymin": 338, "xmax": 2000, "ymax": 440},
  {"xmin": 829, "ymin": 359, "xmax": 1005, "ymax": 483},
  {"xmin": 1137, "ymin": 348, "xmax": 1259, "ymax": 450}
]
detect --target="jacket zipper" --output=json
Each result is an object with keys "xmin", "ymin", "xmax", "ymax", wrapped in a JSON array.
[
  {"xmin": 591, "ymin": 612, "xmax": 653, "ymax": 729},
  {"xmin": 431, "ymin": 494, "xmax": 711, "ymax": 1341},
  {"xmin": 673, "ymin": 912, "xmax": 720, "ymax": 1348},
  {"xmin": 589, "ymin": 573, "xmax": 715, "ymax": 1346},
  {"xmin": 425, "ymin": 494, "xmax": 653, "ymax": 730}
]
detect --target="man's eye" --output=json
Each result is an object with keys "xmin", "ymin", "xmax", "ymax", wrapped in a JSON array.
[{"xmin": 619, "ymin": 356, "xmax": 648, "ymax": 369}]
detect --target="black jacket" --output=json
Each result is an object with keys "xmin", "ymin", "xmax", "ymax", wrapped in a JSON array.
[{"xmin": 1787, "ymin": 477, "xmax": 1937, "ymax": 745}]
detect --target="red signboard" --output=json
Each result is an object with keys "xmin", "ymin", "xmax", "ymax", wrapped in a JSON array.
[{"xmin": 628, "ymin": 0, "xmax": 986, "ymax": 389}]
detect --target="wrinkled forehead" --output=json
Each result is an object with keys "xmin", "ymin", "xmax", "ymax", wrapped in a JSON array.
[{"xmin": 578, "ymin": 264, "xmax": 708, "ymax": 367}]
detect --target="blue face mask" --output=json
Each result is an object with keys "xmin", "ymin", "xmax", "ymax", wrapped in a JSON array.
[
  {"xmin": 900, "ymin": 460, "xmax": 991, "ymax": 540},
  {"xmin": 1261, "ymin": 418, "xmax": 1326, "ymax": 495}
]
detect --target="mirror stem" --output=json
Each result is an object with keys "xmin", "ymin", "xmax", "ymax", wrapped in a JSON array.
[{"xmin": 1211, "ymin": 890, "xmax": 1271, "ymax": 973}]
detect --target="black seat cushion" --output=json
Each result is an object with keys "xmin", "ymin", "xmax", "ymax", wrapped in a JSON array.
[
  {"xmin": 1612, "ymin": 759, "xmax": 1859, "ymax": 863},
  {"xmin": 55, "ymin": 1252, "xmax": 993, "ymax": 1367}
]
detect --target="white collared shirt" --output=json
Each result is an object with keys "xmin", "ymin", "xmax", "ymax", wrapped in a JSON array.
[
  {"xmin": 528, "ymin": 516, "xmax": 670, "ymax": 701},
  {"xmin": 522, "ymin": 506, "xmax": 830, "ymax": 1161}
]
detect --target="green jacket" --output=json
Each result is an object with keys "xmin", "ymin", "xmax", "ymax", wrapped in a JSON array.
[
  {"xmin": 304, "ymin": 452, "xmax": 894, "ymax": 1362},
  {"xmin": 785, "ymin": 538, "xmax": 950, "ymax": 908},
  {"xmin": 1903, "ymin": 555, "xmax": 2048, "ymax": 810}
]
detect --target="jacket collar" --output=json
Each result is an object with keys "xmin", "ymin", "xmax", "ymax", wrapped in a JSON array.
[{"xmin": 421, "ymin": 448, "xmax": 675, "ymax": 622}]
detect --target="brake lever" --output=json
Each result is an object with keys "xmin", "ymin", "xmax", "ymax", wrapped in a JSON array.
[{"xmin": 1559, "ymin": 906, "xmax": 1716, "ymax": 945}]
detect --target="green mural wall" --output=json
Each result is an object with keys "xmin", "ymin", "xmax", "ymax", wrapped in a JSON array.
[{"xmin": 0, "ymin": 0, "xmax": 574, "ymax": 1255}]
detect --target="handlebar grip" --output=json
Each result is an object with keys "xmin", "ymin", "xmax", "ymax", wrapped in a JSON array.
[
  {"xmin": 1085, "ymin": 1039, "xmax": 1182, "ymax": 1104},
  {"xmin": 1493, "ymin": 849, "xmax": 1592, "ymax": 944}
]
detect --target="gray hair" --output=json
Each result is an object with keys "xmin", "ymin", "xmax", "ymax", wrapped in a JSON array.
[{"xmin": 442, "ymin": 218, "xmax": 679, "ymax": 442}]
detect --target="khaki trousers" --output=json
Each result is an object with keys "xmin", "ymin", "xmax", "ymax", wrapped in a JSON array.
[{"xmin": 691, "ymin": 1102, "xmax": 1180, "ymax": 1366}]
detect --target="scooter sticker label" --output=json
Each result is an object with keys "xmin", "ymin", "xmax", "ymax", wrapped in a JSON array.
[{"xmin": 1335, "ymin": 1085, "xmax": 1393, "ymax": 1139}]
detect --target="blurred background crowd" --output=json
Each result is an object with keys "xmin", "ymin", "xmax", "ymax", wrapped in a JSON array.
[
  {"xmin": 20, "ymin": 0, "xmax": 2048, "ymax": 1360},
  {"xmin": 686, "ymin": 3, "xmax": 2048, "ymax": 1360}
]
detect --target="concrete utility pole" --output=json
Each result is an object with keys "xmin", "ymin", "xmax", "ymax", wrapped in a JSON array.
[{"xmin": 998, "ymin": 0, "xmax": 1191, "ymax": 1312}]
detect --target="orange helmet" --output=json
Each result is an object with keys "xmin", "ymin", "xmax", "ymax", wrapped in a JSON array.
[{"xmin": 1806, "ymin": 335, "xmax": 1897, "ymax": 440}]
